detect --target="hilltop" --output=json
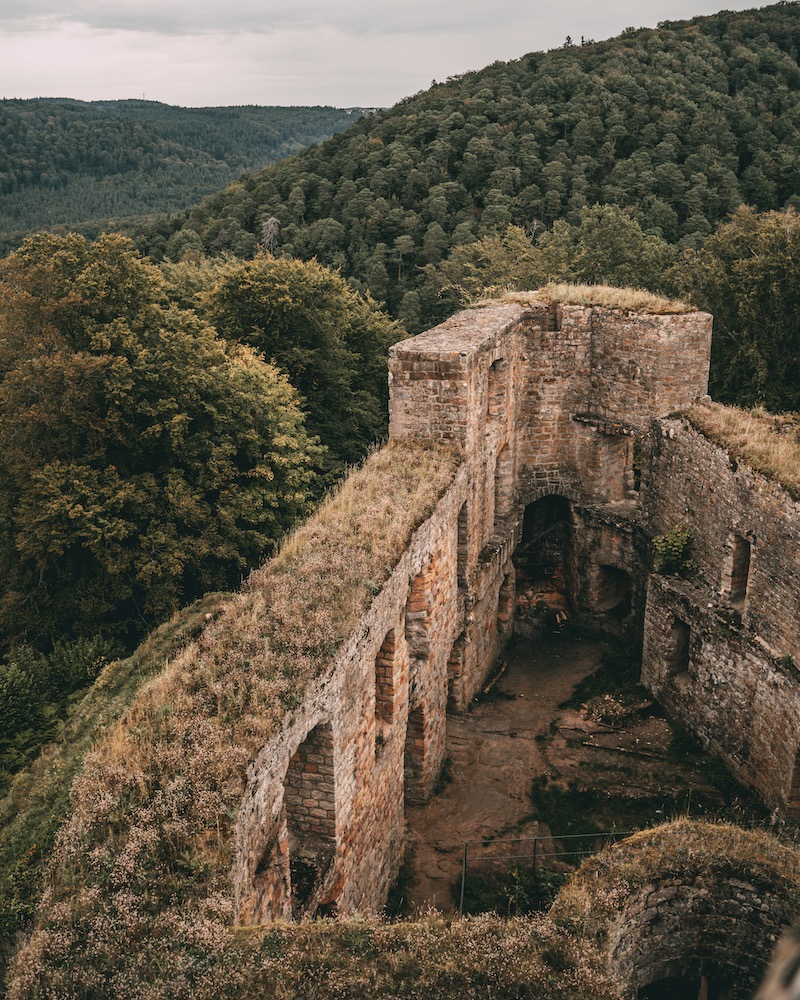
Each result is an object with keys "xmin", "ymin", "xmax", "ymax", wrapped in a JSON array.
[
  {"xmin": 0, "ymin": 99, "xmax": 369, "ymax": 250},
  {"xmin": 134, "ymin": 3, "xmax": 800, "ymax": 329}
]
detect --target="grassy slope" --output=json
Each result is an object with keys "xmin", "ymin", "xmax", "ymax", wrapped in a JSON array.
[
  {"xmin": 0, "ymin": 593, "xmax": 229, "ymax": 972},
  {"xmin": 4, "ymin": 441, "xmax": 461, "ymax": 995}
]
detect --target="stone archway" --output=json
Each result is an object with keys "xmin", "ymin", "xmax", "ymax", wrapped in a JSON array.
[
  {"xmin": 284, "ymin": 721, "xmax": 337, "ymax": 917},
  {"xmin": 551, "ymin": 821, "xmax": 800, "ymax": 1000},
  {"xmin": 513, "ymin": 494, "xmax": 574, "ymax": 632}
]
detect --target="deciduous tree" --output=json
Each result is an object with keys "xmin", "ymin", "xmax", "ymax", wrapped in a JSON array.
[
  {"xmin": 0, "ymin": 233, "xmax": 321, "ymax": 649},
  {"xmin": 673, "ymin": 206, "xmax": 800, "ymax": 411},
  {"xmin": 203, "ymin": 254, "xmax": 402, "ymax": 479}
]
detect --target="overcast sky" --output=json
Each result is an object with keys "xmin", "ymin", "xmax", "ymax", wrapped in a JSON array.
[{"xmin": 0, "ymin": 0, "xmax": 771, "ymax": 108}]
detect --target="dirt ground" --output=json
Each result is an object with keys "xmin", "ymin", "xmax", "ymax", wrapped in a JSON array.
[{"xmin": 402, "ymin": 630, "xmax": 755, "ymax": 914}]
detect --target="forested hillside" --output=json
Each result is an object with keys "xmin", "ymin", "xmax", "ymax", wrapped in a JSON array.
[
  {"xmin": 0, "ymin": 100, "xmax": 368, "ymax": 249},
  {"xmin": 0, "ymin": 232, "xmax": 400, "ymax": 802},
  {"xmin": 137, "ymin": 3, "xmax": 800, "ymax": 328},
  {"xmin": 2, "ymin": 5, "xmax": 800, "ymax": 974}
]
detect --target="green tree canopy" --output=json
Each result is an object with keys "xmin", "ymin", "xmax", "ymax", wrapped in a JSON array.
[
  {"xmin": 537, "ymin": 204, "xmax": 677, "ymax": 291},
  {"xmin": 200, "ymin": 254, "xmax": 403, "ymax": 480},
  {"xmin": 0, "ymin": 233, "xmax": 321, "ymax": 650},
  {"xmin": 135, "ymin": 4, "xmax": 800, "ymax": 331},
  {"xmin": 425, "ymin": 225, "xmax": 546, "ymax": 309},
  {"xmin": 673, "ymin": 206, "xmax": 800, "ymax": 412}
]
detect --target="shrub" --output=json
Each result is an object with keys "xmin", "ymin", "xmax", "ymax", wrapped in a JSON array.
[{"xmin": 652, "ymin": 524, "xmax": 696, "ymax": 576}]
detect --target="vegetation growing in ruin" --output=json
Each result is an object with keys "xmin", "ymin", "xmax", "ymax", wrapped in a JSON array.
[
  {"xmin": 687, "ymin": 403, "xmax": 800, "ymax": 501},
  {"xmin": 3, "ymin": 440, "xmax": 460, "ymax": 996},
  {"xmin": 457, "ymin": 864, "xmax": 567, "ymax": 918},
  {"xmin": 553, "ymin": 819, "xmax": 800, "ymax": 935},
  {"xmin": 652, "ymin": 525, "xmax": 697, "ymax": 577},
  {"xmin": 9, "ymin": 818, "xmax": 791, "ymax": 998},
  {"xmin": 508, "ymin": 283, "xmax": 693, "ymax": 315}
]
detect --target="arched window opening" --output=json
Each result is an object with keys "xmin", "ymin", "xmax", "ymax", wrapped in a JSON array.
[
  {"xmin": 375, "ymin": 629, "xmax": 397, "ymax": 757},
  {"xmin": 487, "ymin": 357, "xmax": 507, "ymax": 419},
  {"xmin": 284, "ymin": 722, "xmax": 336, "ymax": 917},
  {"xmin": 457, "ymin": 500, "xmax": 469, "ymax": 588},
  {"xmin": 513, "ymin": 495, "xmax": 573, "ymax": 632},
  {"xmin": 494, "ymin": 443, "xmax": 513, "ymax": 523},
  {"xmin": 497, "ymin": 572, "xmax": 514, "ymax": 633},
  {"xmin": 405, "ymin": 561, "xmax": 434, "ymax": 662},
  {"xmin": 667, "ymin": 619, "xmax": 691, "ymax": 680},
  {"xmin": 404, "ymin": 704, "xmax": 427, "ymax": 805},
  {"xmin": 787, "ymin": 746, "xmax": 800, "ymax": 821},
  {"xmin": 597, "ymin": 565, "xmax": 633, "ymax": 621},
  {"xmin": 447, "ymin": 632, "xmax": 466, "ymax": 710},
  {"xmin": 723, "ymin": 533, "xmax": 751, "ymax": 611},
  {"xmin": 628, "ymin": 439, "xmax": 643, "ymax": 493}
]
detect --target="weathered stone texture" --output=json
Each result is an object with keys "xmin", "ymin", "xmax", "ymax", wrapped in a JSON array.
[
  {"xmin": 610, "ymin": 874, "xmax": 793, "ymax": 998},
  {"xmin": 234, "ymin": 293, "xmax": 800, "ymax": 924},
  {"xmin": 642, "ymin": 419, "xmax": 800, "ymax": 811},
  {"xmin": 235, "ymin": 469, "xmax": 468, "ymax": 922}
]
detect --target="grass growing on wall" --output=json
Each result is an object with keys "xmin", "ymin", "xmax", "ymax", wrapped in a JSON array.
[
  {"xmin": 498, "ymin": 284, "xmax": 695, "ymax": 315},
  {"xmin": 5, "ymin": 440, "xmax": 461, "ymax": 997},
  {"xmin": 552, "ymin": 819, "xmax": 800, "ymax": 939},
  {"xmin": 686, "ymin": 402, "xmax": 800, "ymax": 500}
]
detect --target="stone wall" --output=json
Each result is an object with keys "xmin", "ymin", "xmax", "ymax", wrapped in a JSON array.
[
  {"xmin": 641, "ymin": 419, "xmax": 800, "ymax": 813},
  {"xmin": 235, "ymin": 295, "xmax": 718, "ymax": 922},
  {"xmin": 553, "ymin": 821, "xmax": 800, "ymax": 1000},
  {"xmin": 235, "ymin": 467, "xmax": 468, "ymax": 922},
  {"xmin": 232, "ymin": 293, "xmax": 800, "ymax": 918},
  {"xmin": 611, "ymin": 875, "xmax": 794, "ymax": 998}
]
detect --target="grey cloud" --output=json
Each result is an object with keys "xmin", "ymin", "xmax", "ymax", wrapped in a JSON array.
[{"xmin": 2, "ymin": 0, "xmax": 529, "ymax": 37}]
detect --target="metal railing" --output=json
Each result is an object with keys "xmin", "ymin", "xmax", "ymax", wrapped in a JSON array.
[{"xmin": 458, "ymin": 830, "xmax": 633, "ymax": 914}]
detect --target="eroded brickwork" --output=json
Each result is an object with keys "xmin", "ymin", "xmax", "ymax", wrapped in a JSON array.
[
  {"xmin": 610, "ymin": 873, "xmax": 793, "ymax": 998},
  {"xmin": 232, "ymin": 294, "xmax": 800, "ymax": 923},
  {"xmin": 235, "ymin": 471, "xmax": 467, "ymax": 922},
  {"xmin": 642, "ymin": 419, "xmax": 800, "ymax": 812}
]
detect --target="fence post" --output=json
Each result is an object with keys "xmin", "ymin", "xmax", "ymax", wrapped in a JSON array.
[
  {"xmin": 459, "ymin": 842, "xmax": 468, "ymax": 915},
  {"xmin": 532, "ymin": 836, "xmax": 538, "ymax": 872}
]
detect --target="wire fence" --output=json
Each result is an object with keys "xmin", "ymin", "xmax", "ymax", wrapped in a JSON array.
[{"xmin": 458, "ymin": 831, "xmax": 633, "ymax": 914}]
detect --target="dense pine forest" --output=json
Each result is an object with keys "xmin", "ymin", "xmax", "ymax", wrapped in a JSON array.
[
  {"xmin": 135, "ymin": 4, "xmax": 800, "ymax": 318},
  {"xmin": 0, "ymin": 100, "xmax": 368, "ymax": 250},
  {"xmin": 2, "ymin": 4, "xmax": 800, "ymax": 970}
]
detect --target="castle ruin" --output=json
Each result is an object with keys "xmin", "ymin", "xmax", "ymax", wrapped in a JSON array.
[{"xmin": 236, "ymin": 293, "xmax": 800, "ymax": 923}]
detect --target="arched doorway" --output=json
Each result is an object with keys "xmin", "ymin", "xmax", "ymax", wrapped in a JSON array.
[
  {"xmin": 513, "ymin": 495, "xmax": 573, "ymax": 633},
  {"xmin": 284, "ymin": 722, "xmax": 337, "ymax": 917}
]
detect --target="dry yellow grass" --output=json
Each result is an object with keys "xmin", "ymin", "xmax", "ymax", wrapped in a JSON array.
[
  {"xmin": 75, "ymin": 438, "xmax": 462, "ymax": 802},
  {"xmin": 686, "ymin": 402, "xmax": 800, "ymax": 500},
  {"xmin": 552, "ymin": 819, "xmax": 800, "ymax": 946},
  {"xmin": 497, "ymin": 283, "xmax": 694, "ymax": 314},
  {"xmin": 5, "ymin": 438, "xmax": 462, "ymax": 999}
]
